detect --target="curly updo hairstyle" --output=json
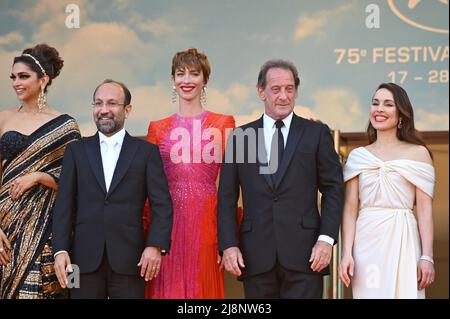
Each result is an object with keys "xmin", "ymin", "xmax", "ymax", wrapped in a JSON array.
[{"xmin": 13, "ymin": 43, "xmax": 64, "ymax": 93}]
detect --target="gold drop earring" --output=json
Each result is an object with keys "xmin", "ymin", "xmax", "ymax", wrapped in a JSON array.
[
  {"xmin": 172, "ymin": 85, "xmax": 177, "ymax": 104},
  {"xmin": 201, "ymin": 86, "xmax": 207, "ymax": 106},
  {"xmin": 37, "ymin": 86, "xmax": 47, "ymax": 112}
]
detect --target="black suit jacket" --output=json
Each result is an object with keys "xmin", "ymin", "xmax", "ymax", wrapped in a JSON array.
[
  {"xmin": 218, "ymin": 114, "xmax": 343, "ymax": 279},
  {"xmin": 52, "ymin": 132, "xmax": 173, "ymax": 275}
]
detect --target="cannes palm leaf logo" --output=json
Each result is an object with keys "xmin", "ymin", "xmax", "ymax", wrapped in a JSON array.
[{"xmin": 388, "ymin": 0, "xmax": 449, "ymax": 34}]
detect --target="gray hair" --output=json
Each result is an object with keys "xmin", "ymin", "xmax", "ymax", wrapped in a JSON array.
[{"xmin": 257, "ymin": 59, "xmax": 300, "ymax": 89}]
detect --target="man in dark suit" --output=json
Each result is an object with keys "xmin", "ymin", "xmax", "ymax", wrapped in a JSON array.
[
  {"xmin": 218, "ymin": 60, "xmax": 344, "ymax": 298},
  {"xmin": 52, "ymin": 79, "xmax": 173, "ymax": 299}
]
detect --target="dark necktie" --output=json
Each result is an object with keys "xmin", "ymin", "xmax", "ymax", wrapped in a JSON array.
[{"xmin": 270, "ymin": 119, "xmax": 285, "ymax": 181}]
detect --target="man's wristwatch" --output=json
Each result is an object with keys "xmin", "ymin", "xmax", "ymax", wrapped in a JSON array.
[{"xmin": 161, "ymin": 249, "xmax": 167, "ymax": 256}]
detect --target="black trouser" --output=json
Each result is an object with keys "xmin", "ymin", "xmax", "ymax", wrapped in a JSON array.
[
  {"xmin": 243, "ymin": 261, "xmax": 323, "ymax": 299},
  {"xmin": 70, "ymin": 249, "xmax": 145, "ymax": 299}
]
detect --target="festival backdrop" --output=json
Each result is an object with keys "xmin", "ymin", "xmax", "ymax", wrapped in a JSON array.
[{"xmin": 1, "ymin": 0, "xmax": 448, "ymax": 136}]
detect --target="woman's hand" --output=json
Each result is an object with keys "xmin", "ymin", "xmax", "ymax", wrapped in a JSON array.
[
  {"xmin": 0, "ymin": 227, "xmax": 12, "ymax": 265},
  {"xmin": 217, "ymin": 253, "xmax": 223, "ymax": 271},
  {"xmin": 338, "ymin": 254, "xmax": 355, "ymax": 288},
  {"xmin": 418, "ymin": 259, "xmax": 435, "ymax": 290},
  {"xmin": 9, "ymin": 172, "xmax": 39, "ymax": 200}
]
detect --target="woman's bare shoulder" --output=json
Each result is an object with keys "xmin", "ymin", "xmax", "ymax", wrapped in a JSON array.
[
  {"xmin": 0, "ymin": 107, "xmax": 20, "ymax": 125},
  {"xmin": 45, "ymin": 106, "xmax": 63, "ymax": 117},
  {"xmin": 403, "ymin": 144, "xmax": 433, "ymax": 165},
  {"xmin": 0, "ymin": 107, "xmax": 20, "ymax": 117}
]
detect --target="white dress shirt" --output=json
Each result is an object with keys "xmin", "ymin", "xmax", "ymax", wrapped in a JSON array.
[
  {"xmin": 99, "ymin": 128, "xmax": 126, "ymax": 192},
  {"xmin": 263, "ymin": 112, "xmax": 334, "ymax": 246},
  {"xmin": 263, "ymin": 112, "xmax": 292, "ymax": 164}
]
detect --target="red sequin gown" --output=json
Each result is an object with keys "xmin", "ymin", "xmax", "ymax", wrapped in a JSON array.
[{"xmin": 144, "ymin": 111, "xmax": 235, "ymax": 299}]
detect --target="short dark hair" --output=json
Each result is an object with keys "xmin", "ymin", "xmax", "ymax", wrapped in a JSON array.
[
  {"xmin": 93, "ymin": 79, "xmax": 131, "ymax": 105},
  {"xmin": 257, "ymin": 59, "xmax": 300, "ymax": 89},
  {"xmin": 171, "ymin": 48, "xmax": 211, "ymax": 84}
]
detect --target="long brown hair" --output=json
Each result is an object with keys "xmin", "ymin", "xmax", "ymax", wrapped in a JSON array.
[{"xmin": 366, "ymin": 83, "xmax": 432, "ymax": 157}]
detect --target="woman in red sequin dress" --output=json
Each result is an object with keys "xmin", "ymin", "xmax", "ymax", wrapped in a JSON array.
[{"xmin": 144, "ymin": 48, "xmax": 235, "ymax": 298}]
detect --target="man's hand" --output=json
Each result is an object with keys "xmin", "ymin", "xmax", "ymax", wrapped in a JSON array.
[
  {"xmin": 54, "ymin": 252, "xmax": 72, "ymax": 288},
  {"xmin": 138, "ymin": 246, "xmax": 162, "ymax": 281},
  {"xmin": 222, "ymin": 247, "xmax": 245, "ymax": 276},
  {"xmin": 309, "ymin": 240, "xmax": 332, "ymax": 272}
]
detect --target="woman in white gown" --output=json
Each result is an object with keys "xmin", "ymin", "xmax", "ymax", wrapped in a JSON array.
[{"xmin": 338, "ymin": 83, "xmax": 436, "ymax": 299}]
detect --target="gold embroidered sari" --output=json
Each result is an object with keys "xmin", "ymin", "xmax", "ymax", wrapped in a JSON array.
[{"xmin": 0, "ymin": 114, "xmax": 80, "ymax": 299}]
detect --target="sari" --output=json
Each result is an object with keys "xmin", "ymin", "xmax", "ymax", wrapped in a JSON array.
[{"xmin": 0, "ymin": 114, "xmax": 80, "ymax": 299}]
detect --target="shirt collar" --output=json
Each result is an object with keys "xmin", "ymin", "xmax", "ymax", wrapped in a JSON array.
[
  {"xmin": 99, "ymin": 127, "xmax": 126, "ymax": 146},
  {"xmin": 263, "ymin": 111, "xmax": 294, "ymax": 130}
]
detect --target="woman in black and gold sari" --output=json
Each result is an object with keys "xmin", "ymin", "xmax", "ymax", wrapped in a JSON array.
[{"xmin": 0, "ymin": 44, "xmax": 80, "ymax": 299}]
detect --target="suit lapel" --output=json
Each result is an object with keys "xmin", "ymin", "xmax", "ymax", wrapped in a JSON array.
[
  {"xmin": 84, "ymin": 133, "xmax": 107, "ymax": 195},
  {"xmin": 274, "ymin": 114, "xmax": 306, "ymax": 189},
  {"xmin": 107, "ymin": 132, "xmax": 139, "ymax": 198}
]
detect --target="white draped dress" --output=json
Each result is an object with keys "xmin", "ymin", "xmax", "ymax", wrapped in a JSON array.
[{"xmin": 344, "ymin": 147, "xmax": 435, "ymax": 299}]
